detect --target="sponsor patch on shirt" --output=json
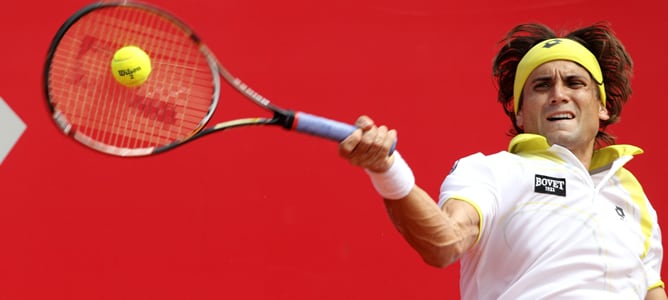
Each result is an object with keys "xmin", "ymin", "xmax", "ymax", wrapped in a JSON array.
[{"xmin": 534, "ymin": 174, "xmax": 566, "ymax": 196}]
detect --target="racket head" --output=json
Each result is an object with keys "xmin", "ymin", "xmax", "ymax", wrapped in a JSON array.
[{"xmin": 44, "ymin": 1, "xmax": 221, "ymax": 156}]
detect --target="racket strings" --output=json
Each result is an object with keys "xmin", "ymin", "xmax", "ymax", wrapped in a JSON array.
[{"xmin": 47, "ymin": 4, "xmax": 218, "ymax": 153}]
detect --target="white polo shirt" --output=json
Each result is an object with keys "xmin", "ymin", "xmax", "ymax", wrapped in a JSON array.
[{"xmin": 438, "ymin": 134, "xmax": 664, "ymax": 300}]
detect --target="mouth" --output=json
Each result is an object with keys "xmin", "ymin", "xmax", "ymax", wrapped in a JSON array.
[{"xmin": 546, "ymin": 112, "xmax": 574, "ymax": 121}]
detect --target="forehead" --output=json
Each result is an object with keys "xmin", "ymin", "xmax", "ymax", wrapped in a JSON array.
[{"xmin": 529, "ymin": 60, "xmax": 591, "ymax": 79}]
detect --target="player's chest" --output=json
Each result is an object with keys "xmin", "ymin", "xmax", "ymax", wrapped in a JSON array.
[{"xmin": 494, "ymin": 167, "xmax": 645, "ymax": 257}]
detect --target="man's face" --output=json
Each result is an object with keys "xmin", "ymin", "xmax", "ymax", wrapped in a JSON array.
[{"xmin": 516, "ymin": 60, "xmax": 609, "ymax": 156}]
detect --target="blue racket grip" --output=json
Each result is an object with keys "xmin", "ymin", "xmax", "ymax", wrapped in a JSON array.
[{"xmin": 293, "ymin": 112, "xmax": 396, "ymax": 155}]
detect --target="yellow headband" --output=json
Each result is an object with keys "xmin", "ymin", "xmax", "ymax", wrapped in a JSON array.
[{"xmin": 513, "ymin": 38, "xmax": 605, "ymax": 113}]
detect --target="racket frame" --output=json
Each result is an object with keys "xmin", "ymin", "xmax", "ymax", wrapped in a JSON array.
[{"xmin": 44, "ymin": 1, "xmax": 391, "ymax": 157}]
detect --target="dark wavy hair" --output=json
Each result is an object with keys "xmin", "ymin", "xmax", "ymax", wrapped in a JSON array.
[{"xmin": 492, "ymin": 22, "xmax": 633, "ymax": 146}]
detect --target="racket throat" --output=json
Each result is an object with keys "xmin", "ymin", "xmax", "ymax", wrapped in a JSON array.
[{"xmin": 275, "ymin": 109, "xmax": 297, "ymax": 129}]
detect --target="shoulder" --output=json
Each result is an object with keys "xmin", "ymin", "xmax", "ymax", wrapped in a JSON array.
[
  {"xmin": 443, "ymin": 151, "xmax": 522, "ymax": 193},
  {"xmin": 451, "ymin": 151, "xmax": 520, "ymax": 173}
]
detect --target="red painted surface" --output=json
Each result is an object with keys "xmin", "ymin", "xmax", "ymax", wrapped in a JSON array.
[{"xmin": 0, "ymin": 0, "xmax": 666, "ymax": 299}]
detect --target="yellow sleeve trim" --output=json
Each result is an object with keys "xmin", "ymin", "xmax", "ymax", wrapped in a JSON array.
[{"xmin": 648, "ymin": 280, "xmax": 665, "ymax": 290}]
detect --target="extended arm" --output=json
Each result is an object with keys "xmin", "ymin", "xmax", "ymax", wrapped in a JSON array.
[{"xmin": 339, "ymin": 115, "xmax": 479, "ymax": 268}]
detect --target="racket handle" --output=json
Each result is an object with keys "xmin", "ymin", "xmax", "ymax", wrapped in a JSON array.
[{"xmin": 293, "ymin": 112, "xmax": 396, "ymax": 155}]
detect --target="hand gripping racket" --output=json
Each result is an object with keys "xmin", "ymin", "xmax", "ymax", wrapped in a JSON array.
[{"xmin": 44, "ymin": 1, "xmax": 396, "ymax": 157}]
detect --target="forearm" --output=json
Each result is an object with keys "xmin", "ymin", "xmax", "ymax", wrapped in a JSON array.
[{"xmin": 384, "ymin": 186, "xmax": 479, "ymax": 268}]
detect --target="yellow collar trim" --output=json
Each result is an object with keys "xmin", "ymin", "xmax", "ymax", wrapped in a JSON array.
[{"xmin": 508, "ymin": 134, "xmax": 643, "ymax": 170}]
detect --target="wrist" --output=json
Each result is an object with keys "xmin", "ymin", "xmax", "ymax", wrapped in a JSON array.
[{"xmin": 365, "ymin": 151, "xmax": 415, "ymax": 200}]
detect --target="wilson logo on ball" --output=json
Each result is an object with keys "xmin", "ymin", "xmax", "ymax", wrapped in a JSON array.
[{"xmin": 117, "ymin": 66, "xmax": 143, "ymax": 79}]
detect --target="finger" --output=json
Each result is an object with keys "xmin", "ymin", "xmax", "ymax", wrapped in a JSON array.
[
  {"xmin": 355, "ymin": 115, "xmax": 375, "ymax": 130},
  {"xmin": 355, "ymin": 124, "xmax": 379, "ymax": 155},
  {"xmin": 346, "ymin": 128, "xmax": 376, "ymax": 167},
  {"xmin": 350, "ymin": 126, "xmax": 391, "ymax": 169},
  {"xmin": 363, "ymin": 127, "xmax": 398, "ymax": 171},
  {"xmin": 383, "ymin": 129, "xmax": 397, "ymax": 155},
  {"xmin": 341, "ymin": 115, "xmax": 374, "ymax": 158},
  {"xmin": 369, "ymin": 129, "xmax": 397, "ymax": 171},
  {"xmin": 366, "ymin": 125, "xmax": 390, "ymax": 159},
  {"xmin": 339, "ymin": 127, "xmax": 363, "ymax": 157}
]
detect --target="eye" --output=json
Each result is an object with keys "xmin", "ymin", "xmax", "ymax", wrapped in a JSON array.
[
  {"xmin": 565, "ymin": 75, "xmax": 589, "ymax": 88},
  {"xmin": 568, "ymin": 80, "xmax": 586, "ymax": 88},
  {"xmin": 533, "ymin": 81, "xmax": 551, "ymax": 90}
]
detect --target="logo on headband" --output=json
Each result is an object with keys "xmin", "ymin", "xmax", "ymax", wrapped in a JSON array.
[{"xmin": 543, "ymin": 39, "xmax": 562, "ymax": 48}]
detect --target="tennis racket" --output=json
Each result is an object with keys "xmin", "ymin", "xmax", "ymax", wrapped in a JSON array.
[{"xmin": 44, "ymin": 1, "xmax": 396, "ymax": 157}]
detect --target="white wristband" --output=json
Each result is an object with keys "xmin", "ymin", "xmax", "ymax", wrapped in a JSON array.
[{"xmin": 364, "ymin": 151, "xmax": 415, "ymax": 200}]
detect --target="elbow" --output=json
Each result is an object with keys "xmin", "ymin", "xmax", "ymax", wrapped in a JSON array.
[
  {"xmin": 417, "ymin": 243, "xmax": 466, "ymax": 269},
  {"xmin": 420, "ymin": 253, "xmax": 457, "ymax": 269},
  {"xmin": 422, "ymin": 256, "xmax": 451, "ymax": 269}
]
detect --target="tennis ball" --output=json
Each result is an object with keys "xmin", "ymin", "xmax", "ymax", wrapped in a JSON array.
[{"xmin": 110, "ymin": 45, "xmax": 152, "ymax": 87}]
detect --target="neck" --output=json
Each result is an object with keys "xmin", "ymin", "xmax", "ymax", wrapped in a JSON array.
[{"xmin": 568, "ymin": 146, "xmax": 594, "ymax": 170}]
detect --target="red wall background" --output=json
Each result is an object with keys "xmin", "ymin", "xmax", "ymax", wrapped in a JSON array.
[{"xmin": 1, "ymin": 0, "xmax": 666, "ymax": 299}]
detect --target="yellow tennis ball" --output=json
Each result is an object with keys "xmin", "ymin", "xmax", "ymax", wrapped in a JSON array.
[{"xmin": 110, "ymin": 45, "xmax": 152, "ymax": 87}]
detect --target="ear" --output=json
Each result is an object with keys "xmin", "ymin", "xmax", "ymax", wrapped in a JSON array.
[
  {"xmin": 515, "ymin": 110, "xmax": 524, "ymax": 129},
  {"xmin": 598, "ymin": 104, "xmax": 610, "ymax": 121}
]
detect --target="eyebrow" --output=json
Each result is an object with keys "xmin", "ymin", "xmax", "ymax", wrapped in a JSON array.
[{"xmin": 529, "ymin": 74, "xmax": 589, "ymax": 84}]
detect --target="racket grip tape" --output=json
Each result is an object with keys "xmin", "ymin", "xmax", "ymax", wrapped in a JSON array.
[{"xmin": 292, "ymin": 112, "xmax": 396, "ymax": 155}]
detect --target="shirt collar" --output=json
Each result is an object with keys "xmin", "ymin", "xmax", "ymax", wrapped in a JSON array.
[{"xmin": 508, "ymin": 133, "xmax": 643, "ymax": 170}]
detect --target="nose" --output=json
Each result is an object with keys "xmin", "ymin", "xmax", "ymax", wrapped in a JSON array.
[{"xmin": 549, "ymin": 83, "xmax": 569, "ymax": 105}]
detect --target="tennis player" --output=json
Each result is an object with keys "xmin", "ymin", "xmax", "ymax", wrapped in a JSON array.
[{"xmin": 339, "ymin": 22, "xmax": 666, "ymax": 299}]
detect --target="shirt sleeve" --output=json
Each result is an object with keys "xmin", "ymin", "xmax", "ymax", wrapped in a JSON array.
[{"xmin": 438, "ymin": 152, "xmax": 500, "ymax": 239}]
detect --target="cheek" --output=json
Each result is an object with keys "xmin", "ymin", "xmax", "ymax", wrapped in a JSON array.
[{"xmin": 588, "ymin": 114, "xmax": 602, "ymax": 131}]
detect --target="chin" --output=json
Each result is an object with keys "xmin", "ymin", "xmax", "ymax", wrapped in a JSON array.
[
  {"xmin": 544, "ymin": 133, "xmax": 577, "ymax": 148},
  {"xmin": 545, "ymin": 132, "xmax": 596, "ymax": 152}
]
